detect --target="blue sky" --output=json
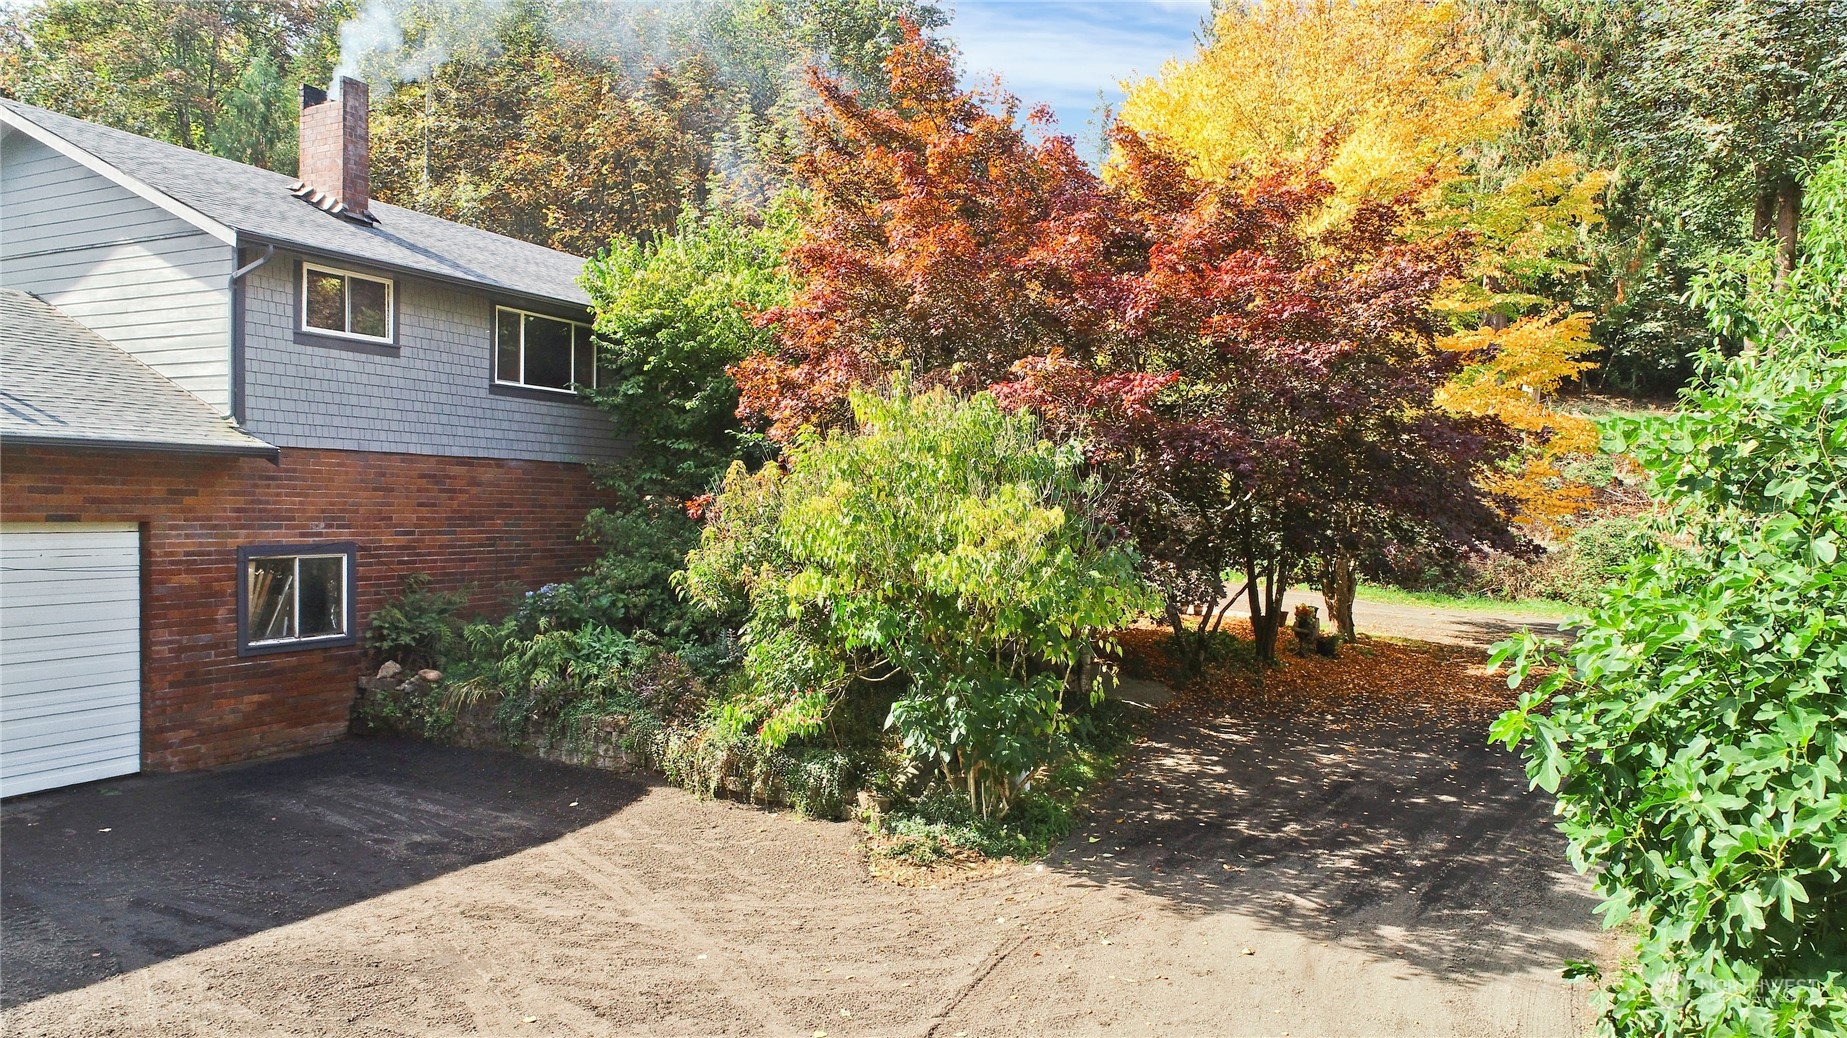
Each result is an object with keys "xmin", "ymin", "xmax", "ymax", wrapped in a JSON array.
[{"xmin": 945, "ymin": 0, "xmax": 1212, "ymax": 162}]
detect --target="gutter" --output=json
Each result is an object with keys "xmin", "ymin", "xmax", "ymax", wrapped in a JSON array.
[
  {"xmin": 1, "ymin": 432, "xmax": 280, "ymax": 461},
  {"xmin": 235, "ymin": 233, "xmax": 592, "ymax": 313}
]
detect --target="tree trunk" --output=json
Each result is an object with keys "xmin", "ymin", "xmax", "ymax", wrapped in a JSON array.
[
  {"xmin": 1754, "ymin": 176, "xmax": 1802, "ymax": 280},
  {"xmin": 1754, "ymin": 184, "xmax": 1777, "ymax": 241},
  {"xmin": 1164, "ymin": 579, "xmax": 1247, "ymax": 670},
  {"xmin": 1775, "ymin": 176, "xmax": 1802, "ymax": 279},
  {"xmin": 1319, "ymin": 553, "xmax": 1357, "ymax": 641},
  {"xmin": 1246, "ymin": 559, "xmax": 1288, "ymax": 663}
]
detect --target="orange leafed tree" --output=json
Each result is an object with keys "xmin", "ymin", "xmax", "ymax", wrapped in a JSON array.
[{"xmin": 734, "ymin": 26, "xmax": 1112, "ymax": 441}]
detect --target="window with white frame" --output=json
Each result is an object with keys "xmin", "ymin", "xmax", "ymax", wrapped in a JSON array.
[
  {"xmin": 494, "ymin": 306, "xmax": 596, "ymax": 393},
  {"xmin": 302, "ymin": 262, "xmax": 394, "ymax": 342},
  {"xmin": 239, "ymin": 545, "xmax": 355, "ymax": 652}
]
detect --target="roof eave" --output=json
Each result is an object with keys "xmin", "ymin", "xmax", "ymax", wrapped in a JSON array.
[
  {"xmin": 235, "ymin": 231, "xmax": 592, "ymax": 312},
  {"xmin": 1, "ymin": 107, "xmax": 237, "ymax": 247},
  {"xmin": 1, "ymin": 432, "xmax": 280, "ymax": 461}
]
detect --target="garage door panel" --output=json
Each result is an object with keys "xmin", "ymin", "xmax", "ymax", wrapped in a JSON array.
[
  {"xmin": 1, "ymin": 734, "xmax": 141, "ymax": 776},
  {"xmin": 0, "ymin": 627, "xmax": 142, "ymax": 664},
  {"xmin": 1, "ymin": 525, "xmax": 141, "ymax": 797},
  {"xmin": 0, "ymin": 543, "xmax": 139, "ymax": 566},
  {"xmin": 2, "ymin": 681, "xmax": 140, "ymax": 721},
  {"xmin": 0, "ymin": 735, "xmax": 142, "ymax": 797},
  {"xmin": 2, "ymin": 713, "xmax": 140, "ymax": 753},
  {"xmin": 0, "ymin": 753, "xmax": 143, "ymax": 798},
  {"xmin": 0, "ymin": 582, "xmax": 142, "ymax": 609},
  {"xmin": 1, "ymin": 651, "xmax": 139, "ymax": 690},
  {"xmin": 1, "ymin": 679, "xmax": 137, "ymax": 720},
  {"xmin": 0, "ymin": 600, "xmax": 141, "ymax": 639},
  {"xmin": 1, "ymin": 549, "xmax": 139, "ymax": 584}
]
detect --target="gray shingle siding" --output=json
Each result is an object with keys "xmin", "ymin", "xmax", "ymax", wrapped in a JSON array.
[
  {"xmin": 239, "ymin": 252, "xmax": 624, "ymax": 464},
  {"xmin": 0, "ymin": 131, "xmax": 234, "ymax": 413}
]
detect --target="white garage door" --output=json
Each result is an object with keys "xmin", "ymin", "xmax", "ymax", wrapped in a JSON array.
[{"xmin": 1, "ymin": 523, "xmax": 142, "ymax": 798}]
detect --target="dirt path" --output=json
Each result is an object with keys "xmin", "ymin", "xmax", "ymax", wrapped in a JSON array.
[
  {"xmin": 1280, "ymin": 590, "xmax": 1571, "ymax": 648},
  {"xmin": 2, "ymin": 702, "xmax": 1607, "ymax": 1038}
]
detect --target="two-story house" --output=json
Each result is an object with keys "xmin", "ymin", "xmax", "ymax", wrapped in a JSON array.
[{"xmin": 0, "ymin": 80, "xmax": 622, "ymax": 796}]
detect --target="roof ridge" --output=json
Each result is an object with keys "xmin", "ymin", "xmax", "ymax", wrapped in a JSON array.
[{"xmin": 1, "ymin": 99, "xmax": 590, "ymax": 305}]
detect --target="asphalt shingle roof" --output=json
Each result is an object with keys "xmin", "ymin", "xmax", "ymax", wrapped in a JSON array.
[
  {"xmin": 2, "ymin": 100, "xmax": 589, "ymax": 307},
  {"xmin": 0, "ymin": 290, "xmax": 277, "ymax": 457}
]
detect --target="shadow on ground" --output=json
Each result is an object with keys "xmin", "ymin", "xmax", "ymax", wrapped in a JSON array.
[
  {"xmin": 1441, "ymin": 615, "xmax": 1573, "ymax": 647},
  {"xmin": 1049, "ymin": 698, "xmax": 1599, "ymax": 986},
  {"xmin": 0, "ymin": 739, "xmax": 645, "ymax": 1008}
]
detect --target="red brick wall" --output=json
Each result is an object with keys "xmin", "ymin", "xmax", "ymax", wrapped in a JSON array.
[{"xmin": 0, "ymin": 445, "xmax": 612, "ymax": 772}]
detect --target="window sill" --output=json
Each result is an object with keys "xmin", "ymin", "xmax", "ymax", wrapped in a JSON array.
[
  {"xmin": 237, "ymin": 632, "xmax": 357, "ymax": 657},
  {"xmin": 489, "ymin": 381, "xmax": 598, "ymax": 406},
  {"xmin": 295, "ymin": 328, "xmax": 400, "ymax": 356}
]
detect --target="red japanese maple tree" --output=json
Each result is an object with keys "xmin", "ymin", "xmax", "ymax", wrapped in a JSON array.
[
  {"xmin": 738, "ymin": 28, "xmax": 1518, "ymax": 662},
  {"xmin": 1000, "ymin": 131, "xmax": 1518, "ymax": 660},
  {"xmin": 734, "ymin": 23, "xmax": 1113, "ymax": 441}
]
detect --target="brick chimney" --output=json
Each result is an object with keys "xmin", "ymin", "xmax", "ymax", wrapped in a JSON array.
[{"xmin": 291, "ymin": 77, "xmax": 376, "ymax": 225}]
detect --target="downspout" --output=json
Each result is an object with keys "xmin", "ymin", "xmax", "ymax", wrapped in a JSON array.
[
  {"xmin": 231, "ymin": 243, "xmax": 274, "ymax": 283},
  {"xmin": 228, "ymin": 243, "xmax": 274, "ymax": 435}
]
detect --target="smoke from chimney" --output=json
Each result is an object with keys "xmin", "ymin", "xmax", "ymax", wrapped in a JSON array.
[{"xmin": 291, "ymin": 77, "xmax": 376, "ymax": 225}]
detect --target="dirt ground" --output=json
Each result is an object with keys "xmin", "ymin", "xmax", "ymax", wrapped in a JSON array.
[{"xmin": 2, "ymin": 657, "xmax": 1608, "ymax": 1037}]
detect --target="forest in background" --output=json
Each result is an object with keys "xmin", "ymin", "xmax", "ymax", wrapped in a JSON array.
[{"xmin": 4, "ymin": 0, "xmax": 1843, "ymax": 394}]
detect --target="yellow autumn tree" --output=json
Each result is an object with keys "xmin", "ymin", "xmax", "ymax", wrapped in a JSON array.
[
  {"xmin": 1436, "ymin": 312, "xmax": 1600, "ymax": 531},
  {"xmin": 1117, "ymin": 0, "xmax": 1513, "ymax": 207},
  {"xmin": 1118, "ymin": 0, "xmax": 1609, "ymax": 534}
]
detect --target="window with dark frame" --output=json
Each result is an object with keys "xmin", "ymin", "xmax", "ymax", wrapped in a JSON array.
[
  {"xmin": 239, "ymin": 546, "xmax": 354, "ymax": 652},
  {"xmin": 302, "ymin": 262, "xmax": 394, "ymax": 342},
  {"xmin": 494, "ymin": 305, "xmax": 597, "ymax": 393}
]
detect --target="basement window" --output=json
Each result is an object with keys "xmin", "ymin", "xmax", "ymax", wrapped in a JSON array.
[
  {"xmin": 238, "ymin": 544, "xmax": 357, "ymax": 654},
  {"xmin": 302, "ymin": 262, "xmax": 394, "ymax": 342},
  {"xmin": 494, "ymin": 305, "xmax": 597, "ymax": 394}
]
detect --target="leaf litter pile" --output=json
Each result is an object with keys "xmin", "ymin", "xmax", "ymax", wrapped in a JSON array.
[{"xmin": 1117, "ymin": 621, "xmax": 1519, "ymax": 726}]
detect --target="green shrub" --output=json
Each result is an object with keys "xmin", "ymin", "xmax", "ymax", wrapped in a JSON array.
[
  {"xmin": 1491, "ymin": 142, "xmax": 1847, "ymax": 1037},
  {"xmin": 681, "ymin": 384, "xmax": 1154, "ymax": 818},
  {"xmin": 634, "ymin": 718, "xmax": 869, "ymax": 820},
  {"xmin": 1505, "ymin": 515, "xmax": 1661, "ymax": 605},
  {"xmin": 364, "ymin": 574, "xmax": 467, "ymax": 671},
  {"xmin": 352, "ymin": 675, "xmax": 457, "ymax": 741},
  {"xmin": 461, "ymin": 620, "xmax": 654, "ymax": 741},
  {"xmin": 581, "ymin": 200, "xmax": 796, "ymax": 498},
  {"xmin": 870, "ymin": 700, "xmax": 1138, "ymax": 861}
]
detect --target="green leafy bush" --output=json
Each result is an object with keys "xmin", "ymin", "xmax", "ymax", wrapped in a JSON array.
[
  {"xmin": 636, "ymin": 720, "xmax": 868, "ymax": 820},
  {"xmin": 364, "ymin": 574, "xmax": 467, "ymax": 671},
  {"xmin": 582, "ymin": 199, "xmax": 797, "ymax": 495},
  {"xmin": 681, "ymin": 384, "xmax": 1154, "ymax": 817},
  {"xmin": 1491, "ymin": 142, "xmax": 1847, "ymax": 1037},
  {"xmin": 562, "ymin": 200, "xmax": 801, "ymax": 655},
  {"xmin": 352, "ymin": 674, "xmax": 458, "ymax": 742},
  {"xmin": 870, "ymin": 701, "xmax": 1138, "ymax": 861},
  {"xmin": 1469, "ymin": 515, "xmax": 1662, "ymax": 606},
  {"xmin": 573, "ymin": 497, "xmax": 713, "ymax": 645},
  {"xmin": 461, "ymin": 620, "xmax": 654, "ymax": 742}
]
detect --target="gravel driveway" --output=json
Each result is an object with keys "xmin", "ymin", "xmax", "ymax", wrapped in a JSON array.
[
  {"xmin": 1280, "ymin": 590, "xmax": 1572, "ymax": 648},
  {"xmin": 1, "ymin": 717, "xmax": 1607, "ymax": 1036}
]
